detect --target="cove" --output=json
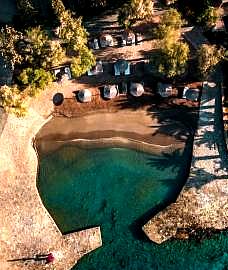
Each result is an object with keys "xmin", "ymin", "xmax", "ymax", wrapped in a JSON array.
[{"xmin": 37, "ymin": 145, "xmax": 228, "ymax": 270}]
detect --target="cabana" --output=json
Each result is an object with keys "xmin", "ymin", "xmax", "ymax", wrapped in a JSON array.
[
  {"xmin": 87, "ymin": 61, "xmax": 103, "ymax": 76},
  {"xmin": 157, "ymin": 83, "xmax": 176, "ymax": 98},
  {"xmin": 100, "ymin": 34, "xmax": 114, "ymax": 48},
  {"xmin": 130, "ymin": 83, "xmax": 144, "ymax": 97},
  {"xmin": 103, "ymin": 85, "xmax": 118, "ymax": 99},
  {"xmin": 114, "ymin": 59, "xmax": 130, "ymax": 76},
  {"xmin": 53, "ymin": 66, "xmax": 72, "ymax": 81},
  {"xmin": 182, "ymin": 87, "xmax": 200, "ymax": 101},
  {"xmin": 77, "ymin": 89, "xmax": 92, "ymax": 103},
  {"xmin": 122, "ymin": 30, "xmax": 135, "ymax": 46}
]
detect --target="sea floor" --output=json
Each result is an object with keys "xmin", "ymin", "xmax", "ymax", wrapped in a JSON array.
[{"xmin": 37, "ymin": 145, "xmax": 228, "ymax": 270}]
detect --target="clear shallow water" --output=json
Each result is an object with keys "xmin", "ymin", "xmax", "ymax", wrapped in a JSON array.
[{"xmin": 38, "ymin": 146, "xmax": 228, "ymax": 270}]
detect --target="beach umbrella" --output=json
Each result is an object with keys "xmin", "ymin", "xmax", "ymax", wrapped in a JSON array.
[
  {"xmin": 78, "ymin": 89, "xmax": 92, "ymax": 102},
  {"xmin": 103, "ymin": 85, "xmax": 118, "ymax": 99},
  {"xmin": 53, "ymin": 92, "xmax": 64, "ymax": 106},
  {"xmin": 100, "ymin": 34, "xmax": 114, "ymax": 47},
  {"xmin": 130, "ymin": 83, "xmax": 144, "ymax": 97}
]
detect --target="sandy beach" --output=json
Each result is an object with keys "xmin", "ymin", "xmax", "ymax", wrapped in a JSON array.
[{"xmin": 35, "ymin": 109, "xmax": 189, "ymax": 155}]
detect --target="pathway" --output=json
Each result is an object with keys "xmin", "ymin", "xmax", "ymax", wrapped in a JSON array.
[{"xmin": 143, "ymin": 79, "xmax": 228, "ymax": 244}]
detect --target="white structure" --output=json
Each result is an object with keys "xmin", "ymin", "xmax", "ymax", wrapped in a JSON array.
[
  {"xmin": 93, "ymin": 39, "xmax": 99, "ymax": 50},
  {"xmin": 157, "ymin": 83, "xmax": 174, "ymax": 97},
  {"xmin": 78, "ymin": 89, "xmax": 92, "ymax": 102},
  {"xmin": 100, "ymin": 34, "xmax": 114, "ymax": 48},
  {"xmin": 54, "ymin": 66, "xmax": 72, "ymax": 81},
  {"xmin": 130, "ymin": 82, "xmax": 144, "ymax": 97},
  {"xmin": 183, "ymin": 87, "xmax": 200, "ymax": 101},
  {"xmin": 103, "ymin": 85, "xmax": 118, "ymax": 99},
  {"xmin": 114, "ymin": 59, "xmax": 130, "ymax": 76},
  {"xmin": 122, "ymin": 30, "xmax": 135, "ymax": 45},
  {"xmin": 87, "ymin": 61, "xmax": 103, "ymax": 76}
]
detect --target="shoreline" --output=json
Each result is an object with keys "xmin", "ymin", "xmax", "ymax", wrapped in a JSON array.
[{"xmin": 36, "ymin": 133, "xmax": 185, "ymax": 156}]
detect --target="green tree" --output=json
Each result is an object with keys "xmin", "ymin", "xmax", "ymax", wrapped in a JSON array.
[
  {"xmin": 18, "ymin": 67, "xmax": 54, "ymax": 96},
  {"xmin": 52, "ymin": 0, "xmax": 88, "ymax": 50},
  {"xmin": 151, "ymin": 28, "xmax": 190, "ymax": 78},
  {"xmin": 0, "ymin": 26, "xmax": 23, "ymax": 69},
  {"xmin": 25, "ymin": 27, "xmax": 65, "ymax": 68},
  {"xmin": 156, "ymin": 8, "xmax": 183, "ymax": 39},
  {"xmin": 16, "ymin": 0, "xmax": 36, "ymax": 16},
  {"xmin": 0, "ymin": 85, "xmax": 28, "ymax": 117},
  {"xmin": 197, "ymin": 44, "xmax": 225, "ymax": 78},
  {"xmin": 118, "ymin": 0, "xmax": 154, "ymax": 28},
  {"xmin": 71, "ymin": 46, "xmax": 96, "ymax": 77},
  {"xmin": 197, "ymin": 6, "xmax": 218, "ymax": 28},
  {"xmin": 52, "ymin": 0, "xmax": 95, "ymax": 76}
]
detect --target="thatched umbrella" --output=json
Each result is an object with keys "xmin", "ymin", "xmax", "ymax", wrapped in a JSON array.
[
  {"xmin": 53, "ymin": 93, "xmax": 64, "ymax": 106},
  {"xmin": 130, "ymin": 83, "xmax": 144, "ymax": 97},
  {"xmin": 78, "ymin": 89, "xmax": 92, "ymax": 102},
  {"xmin": 103, "ymin": 85, "xmax": 118, "ymax": 99}
]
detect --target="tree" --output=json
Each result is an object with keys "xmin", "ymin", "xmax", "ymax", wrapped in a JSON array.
[
  {"xmin": 52, "ymin": 0, "xmax": 95, "ymax": 76},
  {"xmin": 0, "ymin": 26, "xmax": 23, "ymax": 69},
  {"xmin": 151, "ymin": 28, "xmax": 190, "ymax": 78},
  {"xmin": 25, "ymin": 27, "xmax": 65, "ymax": 68},
  {"xmin": 156, "ymin": 8, "xmax": 183, "ymax": 39},
  {"xmin": 197, "ymin": 44, "xmax": 225, "ymax": 78},
  {"xmin": 0, "ymin": 85, "xmax": 28, "ymax": 117},
  {"xmin": 177, "ymin": 0, "xmax": 217, "ymax": 26},
  {"xmin": 71, "ymin": 46, "xmax": 96, "ymax": 77},
  {"xmin": 52, "ymin": 0, "xmax": 88, "ymax": 50},
  {"xmin": 18, "ymin": 68, "xmax": 54, "ymax": 96},
  {"xmin": 197, "ymin": 6, "xmax": 218, "ymax": 28},
  {"xmin": 118, "ymin": 0, "xmax": 154, "ymax": 28},
  {"xmin": 15, "ymin": 0, "xmax": 38, "ymax": 26}
]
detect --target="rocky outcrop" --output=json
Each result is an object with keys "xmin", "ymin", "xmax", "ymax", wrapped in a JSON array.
[
  {"xmin": 143, "ymin": 82, "xmax": 228, "ymax": 244},
  {"xmin": 0, "ymin": 88, "xmax": 102, "ymax": 270}
]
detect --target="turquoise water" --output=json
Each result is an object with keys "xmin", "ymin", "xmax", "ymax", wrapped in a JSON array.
[{"xmin": 38, "ymin": 146, "xmax": 228, "ymax": 270}]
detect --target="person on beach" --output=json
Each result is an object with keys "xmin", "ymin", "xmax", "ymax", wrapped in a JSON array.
[{"xmin": 46, "ymin": 253, "xmax": 55, "ymax": 264}]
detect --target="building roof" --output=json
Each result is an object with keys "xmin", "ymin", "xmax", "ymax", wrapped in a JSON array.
[{"xmin": 130, "ymin": 83, "xmax": 144, "ymax": 97}]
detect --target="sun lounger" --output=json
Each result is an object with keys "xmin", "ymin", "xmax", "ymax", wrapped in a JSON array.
[{"xmin": 124, "ymin": 64, "xmax": 131, "ymax": 75}]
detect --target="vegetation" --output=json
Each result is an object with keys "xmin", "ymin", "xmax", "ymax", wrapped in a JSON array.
[
  {"xmin": 151, "ymin": 29, "xmax": 189, "ymax": 78},
  {"xmin": 18, "ymin": 68, "xmax": 54, "ymax": 97},
  {"xmin": 196, "ymin": 6, "xmax": 218, "ymax": 28},
  {"xmin": 177, "ymin": 0, "xmax": 218, "ymax": 27},
  {"xmin": 52, "ymin": 0, "xmax": 95, "ymax": 76},
  {"xmin": 151, "ymin": 9, "xmax": 189, "ymax": 79},
  {"xmin": 118, "ymin": 0, "xmax": 154, "ymax": 28},
  {"xmin": 16, "ymin": 0, "xmax": 37, "ymax": 21},
  {"xmin": 25, "ymin": 27, "xmax": 65, "ymax": 68},
  {"xmin": 0, "ymin": 85, "xmax": 28, "ymax": 117},
  {"xmin": 71, "ymin": 46, "xmax": 96, "ymax": 77},
  {"xmin": 0, "ymin": 0, "xmax": 95, "ymax": 116},
  {"xmin": 197, "ymin": 44, "xmax": 225, "ymax": 78},
  {"xmin": 0, "ymin": 26, "xmax": 23, "ymax": 69},
  {"xmin": 156, "ymin": 8, "xmax": 183, "ymax": 39}
]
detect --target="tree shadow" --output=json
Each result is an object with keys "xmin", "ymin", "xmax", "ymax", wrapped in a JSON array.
[{"xmin": 130, "ymin": 145, "xmax": 193, "ymax": 241}]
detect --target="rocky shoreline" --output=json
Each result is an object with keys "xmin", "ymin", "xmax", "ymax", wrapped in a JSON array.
[{"xmin": 143, "ymin": 82, "xmax": 228, "ymax": 244}]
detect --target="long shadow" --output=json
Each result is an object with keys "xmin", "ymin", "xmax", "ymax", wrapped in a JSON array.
[{"xmin": 130, "ymin": 144, "xmax": 193, "ymax": 241}]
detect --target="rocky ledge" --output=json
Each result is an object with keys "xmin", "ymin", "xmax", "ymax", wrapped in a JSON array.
[
  {"xmin": 0, "ymin": 86, "xmax": 102, "ymax": 270},
  {"xmin": 143, "ymin": 82, "xmax": 228, "ymax": 244}
]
